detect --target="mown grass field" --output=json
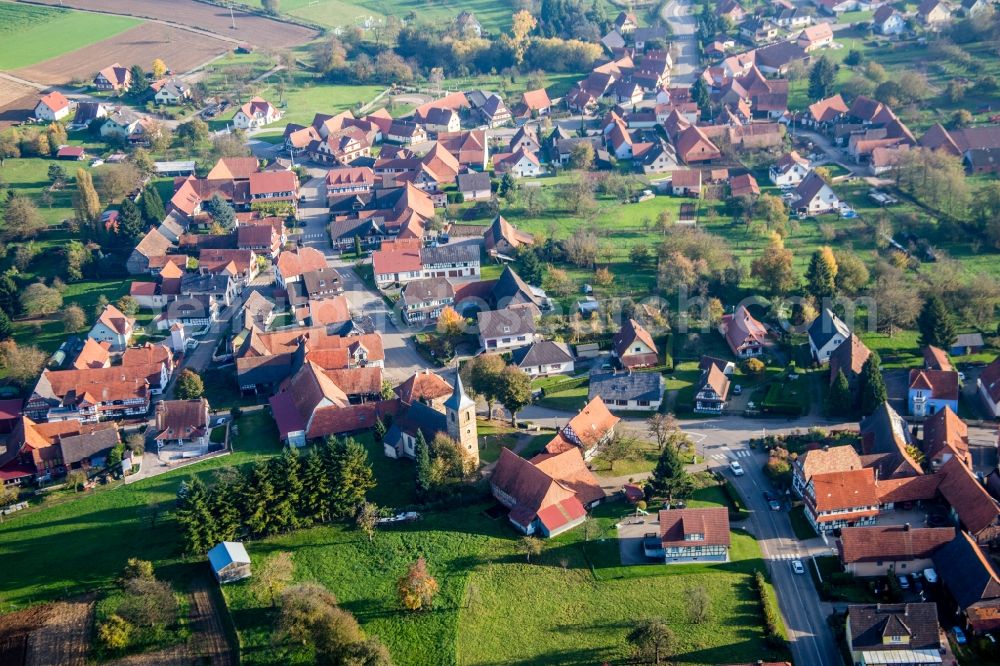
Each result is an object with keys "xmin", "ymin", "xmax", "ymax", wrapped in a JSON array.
[{"xmin": 0, "ymin": 3, "xmax": 140, "ymax": 70}]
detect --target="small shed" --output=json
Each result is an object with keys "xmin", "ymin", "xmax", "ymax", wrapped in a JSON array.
[
  {"xmin": 950, "ymin": 333, "xmax": 984, "ymax": 357},
  {"xmin": 207, "ymin": 541, "xmax": 252, "ymax": 583}
]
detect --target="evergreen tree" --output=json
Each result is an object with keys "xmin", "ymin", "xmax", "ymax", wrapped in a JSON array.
[
  {"xmin": 129, "ymin": 65, "xmax": 149, "ymax": 94},
  {"xmin": 691, "ymin": 77, "xmax": 710, "ymax": 120},
  {"xmin": 203, "ymin": 194, "xmax": 236, "ymax": 229},
  {"xmin": 498, "ymin": 173, "xmax": 515, "ymax": 198},
  {"xmin": 325, "ymin": 437, "xmax": 376, "ymax": 518},
  {"xmin": 0, "ymin": 310, "xmax": 11, "ymax": 340},
  {"xmin": 859, "ymin": 352, "xmax": 888, "ymax": 416},
  {"xmin": 826, "ymin": 369, "xmax": 853, "ymax": 416},
  {"xmin": 649, "ymin": 438, "xmax": 692, "ymax": 504},
  {"xmin": 373, "ymin": 416, "xmax": 387, "ymax": 443},
  {"xmin": 0, "ymin": 275, "xmax": 20, "ymax": 318},
  {"xmin": 300, "ymin": 446, "xmax": 330, "ymax": 524},
  {"xmin": 140, "ymin": 184, "xmax": 165, "ymax": 224},
  {"xmin": 517, "ymin": 247, "xmax": 544, "ymax": 284},
  {"xmin": 244, "ymin": 460, "xmax": 278, "ymax": 537},
  {"xmin": 117, "ymin": 198, "xmax": 145, "ymax": 243},
  {"xmin": 175, "ymin": 478, "xmax": 214, "ymax": 554},
  {"xmin": 270, "ymin": 448, "xmax": 302, "ymax": 532},
  {"xmin": 805, "ymin": 248, "xmax": 837, "ymax": 301},
  {"xmin": 208, "ymin": 469, "xmax": 244, "ymax": 542},
  {"xmin": 414, "ymin": 430, "xmax": 432, "ymax": 499},
  {"xmin": 808, "ymin": 57, "xmax": 836, "ymax": 101},
  {"xmin": 917, "ymin": 295, "xmax": 957, "ymax": 350},
  {"xmin": 354, "ymin": 234, "xmax": 363, "ymax": 258}
]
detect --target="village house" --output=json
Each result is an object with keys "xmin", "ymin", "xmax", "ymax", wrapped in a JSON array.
[
  {"xmin": 937, "ymin": 457, "xmax": 1000, "ymax": 545},
  {"xmin": 455, "ymin": 10, "xmax": 482, "ymax": 36},
  {"xmin": 933, "ymin": 531, "xmax": 1000, "ymax": 633},
  {"xmin": 808, "ymin": 308, "xmax": 851, "ymax": 363},
  {"xmin": 383, "ymin": 374, "xmax": 478, "ymax": 465},
  {"xmin": 588, "ymin": 371, "xmax": 664, "ymax": 411},
  {"xmin": 483, "ymin": 215, "xmax": 534, "ymax": 256},
  {"xmin": 644, "ymin": 507, "xmax": 731, "ymax": 563},
  {"xmin": 93, "ymin": 63, "xmax": 131, "ymax": 91},
  {"xmin": 415, "ymin": 107, "xmax": 461, "ymax": 134},
  {"xmin": 479, "ymin": 94, "xmax": 512, "ymax": 128},
  {"xmin": 511, "ymin": 340, "xmax": 575, "ymax": 377},
  {"xmin": 769, "ymin": 151, "xmax": 811, "ymax": 186},
  {"xmin": 491, "ymin": 446, "xmax": 605, "ymax": 538},
  {"xmin": 493, "ymin": 147, "xmax": 543, "ymax": 177},
  {"xmin": 477, "ymin": 306, "xmax": 537, "ymax": 351},
  {"xmin": 674, "ymin": 125, "xmax": 722, "ymax": 163},
  {"xmin": 400, "ymin": 278, "xmax": 455, "ymax": 325},
  {"xmin": 0, "ymin": 417, "xmax": 120, "ymax": 484},
  {"xmin": 792, "ymin": 444, "xmax": 864, "ymax": 497},
  {"xmin": 88, "ymin": 304, "xmax": 135, "ymax": 352},
  {"xmin": 829, "ymin": 333, "xmax": 872, "ymax": 397},
  {"xmin": 922, "ymin": 406, "xmax": 970, "ymax": 470},
  {"xmin": 456, "ymin": 171, "xmax": 492, "ymax": 201},
  {"xmin": 73, "ymin": 339, "xmax": 111, "ymax": 370},
  {"xmin": 670, "ymin": 169, "xmax": 702, "ymax": 197},
  {"xmin": 796, "ymin": 22, "xmax": 834, "ymax": 51},
  {"xmin": 232, "ymin": 97, "xmax": 282, "ymax": 130},
  {"xmin": 326, "ymin": 166, "xmax": 376, "ymax": 201},
  {"xmin": 719, "ymin": 305, "xmax": 768, "ymax": 358},
  {"xmin": 275, "ymin": 247, "xmax": 327, "ymax": 288},
  {"xmin": 693, "ymin": 363, "xmax": 731, "ymax": 414},
  {"xmin": 154, "ymin": 398, "xmax": 210, "ymax": 448},
  {"xmin": 372, "ymin": 240, "xmax": 422, "ymax": 287},
  {"xmin": 977, "ymin": 355, "xmax": 1000, "ymax": 417},
  {"xmin": 729, "ymin": 173, "xmax": 760, "ymax": 198},
  {"xmin": 775, "ymin": 6, "xmax": 814, "ymax": 28},
  {"xmin": 387, "ymin": 121, "xmax": 428, "ymax": 145},
  {"xmin": 513, "ymin": 88, "xmax": 552, "ymax": 120},
  {"xmin": 803, "ymin": 467, "xmax": 880, "ymax": 532},
  {"xmin": 26, "ymin": 361, "xmax": 167, "ymax": 423},
  {"xmin": 152, "ymin": 79, "xmax": 191, "ymax": 105},
  {"xmin": 918, "ymin": 0, "xmax": 953, "ymax": 27},
  {"xmin": 543, "ymin": 396, "xmax": 620, "ymax": 460},
  {"xmin": 794, "ymin": 171, "xmax": 841, "ymax": 215},
  {"xmin": 34, "ymin": 91, "xmax": 73, "ymax": 122},
  {"xmin": 846, "ymin": 603, "xmax": 943, "ymax": 666},
  {"xmin": 806, "ymin": 95, "xmax": 849, "ymax": 129},
  {"xmin": 613, "ymin": 318, "xmax": 659, "ymax": 368},
  {"xmin": 873, "ymin": 5, "xmax": 907, "ymax": 34},
  {"xmin": 838, "ymin": 525, "xmax": 955, "ymax": 577},
  {"xmin": 908, "ymin": 366, "xmax": 959, "ymax": 418}
]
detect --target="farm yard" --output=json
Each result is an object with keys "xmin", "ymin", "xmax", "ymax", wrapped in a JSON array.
[
  {"xmin": 26, "ymin": 0, "xmax": 320, "ymax": 47},
  {"xmin": 12, "ymin": 23, "xmax": 232, "ymax": 86}
]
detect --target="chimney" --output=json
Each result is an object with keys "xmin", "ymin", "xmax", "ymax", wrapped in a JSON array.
[
  {"xmin": 903, "ymin": 523, "xmax": 910, "ymax": 531},
  {"xmin": 822, "ymin": 444, "xmax": 829, "ymax": 451}
]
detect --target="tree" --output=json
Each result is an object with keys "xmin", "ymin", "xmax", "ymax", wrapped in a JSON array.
[
  {"xmin": 647, "ymin": 412, "xmax": 678, "ymax": 451},
  {"xmin": 177, "ymin": 118, "xmax": 210, "ymax": 147},
  {"xmin": 871, "ymin": 271, "xmax": 921, "ymax": 335},
  {"xmin": 832, "ymin": 250, "xmax": 869, "ymax": 294},
  {"xmin": 175, "ymin": 369, "xmax": 204, "ymax": 399},
  {"xmin": 22, "ymin": 282, "xmax": 62, "ymax": 316},
  {"xmin": 131, "ymin": 147, "xmax": 155, "ymax": 176},
  {"xmin": 397, "ymin": 557, "xmax": 439, "ymax": 611},
  {"xmin": 569, "ymin": 141, "xmax": 595, "ymax": 170},
  {"xmin": 518, "ymin": 536, "xmax": 544, "ymax": 563},
  {"xmin": 917, "ymin": 295, "xmax": 957, "ymax": 350},
  {"xmin": 756, "ymin": 193, "xmax": 788, "ymax": 233},
  {"xmin": 600, "ymin": 433, "xmax": 638, "ymax": 472},
  {"xmin": 48, "ymin": 163, "xmax": 67, "ymax": 187},
  {"xmin": 73, "ymin": 169, "xmax": 102, "ymax": 228},
  {"xmin": 468, "ymin": 353, "xmax": 506, "ymax": 418},
  {"xmin": 254, "ymin": 551, "xmax": 294, "ymax": 606},
  {"xmin": 414, "ymin": 430, "xmax": 433, "ymax": 498},
  {"xmin": 627, "ymin": 619, "xmax": 675, "ymax": 665},
  {"xmin": 175, "ymin": 477, "xmax": 214, "ymax": 554},
  {"xmin": 594, "ymin": 266, "xmax": 613, "ymax": 287},
  {"xmin": 630, "ymin": 243, "xmax": 650, "ymax": 266},
  {"xmin": 649, "ymin": 435, "xmax": 693, "ymax": 503},
  {"xmin": 276, "ymin": 583, "xmax": 374, "ymax": 664},
  {"xmin": 93, "ymin": 163, "xmax": 142, "ymax": 202},
  {"xmin": 2, "ymin": 195, "xmax": 45, "ymax": 241},
  {"xmin": 300, "ymin": 446, "xmax": 330, "ymax": 523},
  {"xmin": 147, "ymin": 121, "xmax": 173, "ymax": 153},
  {"xmin": 117, "ymin": 197, "xmax": 145, "ymax": 242},
  {"xmin": 498, "ymin": 172, "xmax": 515, "ymax": 198},
  {"xmin": 61, "ymin": 304, "xmax": 86, "ymax": 332},
  {"xmin": 262, "ymin": 0, "xmax": 281, "ymax": 14},
  {"xmin": 751, "ymin": 233, "xmax": 796, "ymax": 295},
  {"xmin": 805, "ymin": 246, "xmax": 838, "ymax": 300},
  {"xmin": 859, "ymin": 352, "xmax": 888, "ymax": 416},
  {"xmin": 356, "ymin": 501, "xmax": 379, "ymax": 543},
  {"xmin": 691, "ymin": 77, "xmax": 710, "ymax": 118},
  {"xmin": 687, "ymin": 585, "xmax": 711, "ymax": 624},
  {"xmin": 517, "ymin": 247, "xmax": 544, "ymax": 283},
  {"xmin": 203, "ymin": 194, "xmax": 236, "ymax": 229},
  {"xmin": 129, "ymin": 65, "xmax": 149, "ymax": 94},
  {"xmin": 498, "ymin": 365, "xmax": 532, "ymax": 426},
  {"xmin": 117, "ymin": 295, "xmax": 139, "ymax": 316},
  {"xmin": 151, "ymin": 58, "xmax": 167, "ymax": 79},
  {"xmin": 0, "ymin": 131, "xmax": 20, "ymax": 164},
  {"xmin": 64, "ymin": 241, "xmax": 91, "ymax": 281},
  {"xmin": 324, "ymin": 437, "xmax": 376, "ymax": 518},
  {"xmin": 0, "ymin": 276, "xmax": 21, "ymax": 319},
  {"xmin": 808, "ymin": 56, "xmax": 836, "ymax": 101},
  {"xmin": 827, "ymin": 369, "xmax": 853, "ymax": 416},
  {"xmin": 436, "ymin": 306, "xmax": 464, "ymax": 338},
  {"xmin": 98, "ymin": 615, "xmax": 132, "ymax": 651},
  {"xmin": 0, "ymin": 311, "xmax": 11, "ymax": 341},
  {"xmin": 46, "ymin": 123, "xmax": 67, "ymax": 156},
  {"xmin": 354, "ymin": 234, "xmax": 363, "ymax": 258},
  {"xmin": 0, "ymin": 341, "xmax": 46, "ymax": 387}
]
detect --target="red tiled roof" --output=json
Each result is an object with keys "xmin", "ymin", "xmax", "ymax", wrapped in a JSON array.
[
  {"xmin": 249, "ymin": 170, "xmax": 296, "ymax": 196},
  {"xmin": 38, "ymin": 90, "xmax": 70, "ymax": 113},
  {"xmin": 658, "ymin": 507, "xmax": 731, "ymax": 548},
  {"xmin": 875, "ymin": 474, "xmax": 941, "ymax": 504},
  {"xmin": 395, "ymin": 369, "xmax": 453, "ymax": 405},
  {"xmin": 923, "ymin": 345, "xmax": 952, "ymax": 371},
  {"xmin": 529, "ymin": 447, "xmax": 605, "ymax": 506},
  {"xmin": 73, "ymin": 339, "xmax": 111, "ymax": 370},
  {"xmin": 521, "ymin": 88, "xmax": 551, "ymax": 110},
  {"xmin": 838, "ymin": 525, "xmax": 954, "ymax": 564},
  {"xmin": 308, "ymin": 295, "xmax": 351, "ymax": 326},
  {"xmin": 908, "ymin": 369, "xmax": 959, "ymax": 401},
  {"xmin": 545, "ymin": 396, "xmax": 620, "ymax": 454},
  {"xmin": 937, "ymin": 457, "xmax": 1000, "ymax": 535},
  {"xmin": 206, "ymin": 157, "xmax": 259, "ymax": 180},
  {"xmin": 613, "ymin": 318, "xmax": 658, "ymax": 366},
  {"xmin": 372, "ymin": 245, "xmax": 422, "ymax": 276},
  {"xmin": 923, "ymin": 406, "xmax": 969, "ymax": 465},
  {"xmin": 811, "ymin": 468, "xmax": 878, "ymax": 513},
  {"xmin": 276, "ymin": 247, "xmax": 327, "ymax": 280}
]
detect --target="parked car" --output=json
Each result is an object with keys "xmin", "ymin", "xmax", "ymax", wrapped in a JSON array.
[
  {"xmin": 729, "ymin": 460, "xmax": 745, "ymax": 476},
  {"xmin": 897, "ymin": 574, "xmax": 910, "ymax": 590},
  {"xmin": 791, "ymin": 560, "xmax": 805, "ymax": 575},
  {"xmin": 923, "ymin": 568, "xmax": 938, "ymax": 584},
  {"xmin": 732, "ymin": 384, "xmax": 743, "ymax": 396},
  {"xmin": 952, "ymin": 627, "xmax": 967, "ymax": 645}
]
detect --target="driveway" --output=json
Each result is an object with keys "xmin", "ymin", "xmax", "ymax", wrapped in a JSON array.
[
  {"xmin": 662, "ymin": 0, "xmax": 699, "ymax": 85},
  {"xmin": 617, "ymin": 514, "xmax": 660, "ymax": 565}
]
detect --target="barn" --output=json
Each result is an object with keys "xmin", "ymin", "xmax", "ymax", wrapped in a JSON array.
[{"xmin": 207, "ymin": 541, "xmax": 252, "ymax": 584}]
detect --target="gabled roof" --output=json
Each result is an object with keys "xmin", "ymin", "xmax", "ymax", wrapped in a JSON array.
[
  {"xmin": 511, "ymin": 340, "xmax": 573, "ymax": 369},
  {"xmin": 807, "ymin": 308, "xmax": 850, "ymax": 350},
  {"xmin": 37, "ymin": 91, "xmax": 70, "ymax": 113},
  {"xmin": 207, "ymin": 157, "xmax": 259, "ymax": 180},
  {"xmin": 933, "ymin": 531, "xmax": 1000, "ymax": 609},
  {"xmin": 658, "ymin": 507, "xmax": 731, "ymax": 548},
  {"xmin": 847, "ymin": 603, "xmax": 941, "ymax": 651},
  {"xmin": 545, "ymin": 396, "xmax": 620, "ymax": 454},
  {"xmin": 395, "ymin": 369, "xmax": 453, "ymax": 406},
  {"xmin": 829, "ymin": 333, "xmax": 871, "ymax": 382},
  {"xmin": 937, "ymin": 457, "xmax": 1000, "ymax": 536},
  {"xmin": 613, "ymin": 318, "xmax": 657, "ymax": 361},
  {"xmin": 248, "ymin": 170, "xmax": 296, "ymax": 196},
  {"xmin": 309, "ymin": 295, "xmax": 351, "ymax": 326},
  {"xmin": 807, "ymin": 94, "xmax": 848, "ymax": 123},
  {"xmin": 721, "ymin": 305, "xmax": 767, "ymax": 354},
  {"xmin": 477, "ymin": 306, "xmax": 536, "ymax": 339},
  {"xmin": 977, "ymin": 355, "xmax": 1000, "ymax": 403},
  {"xmin": 521, "ymin": 88, "xmax": 551, "ymax": 111},
  {"xmin": 923, "ymin": 406, "xmax": 969, "ymax": 464},
  {"xmin": 95, "ymin": 304, "xmax": 134, "ymax": 336},
  {"xmin": 729, "ymin": 173, "xmax": 759, "ymax": 198},
  {"xmin": 839, "ymin": 526, "xmax": 954, "ymax": 564},
  {"xmin": 810, "ymin": 468, "xmax": 878, "ymax": 513},
  {"xmin": 484, "ymin": 215, "xmax": 534, "ymax": 251},
  {"xmin": 796, "ymin": 445, "xmax": 863, "ymax": 484},
  {"xmin": 529, "ymin": 447, "xmax": 605, "ymax": 506},
  {"xmin": 908, "ymin": 368, "xmax": 959, "ymax": 400},
  {"xmin": 208, "ymin": 542, "xmax": 251, "ymax": 572},
  {"xmin": 156, "ymin": 398, "xmax": 209, "ymax": 441},
  {"xmin": 697, "ymin": 364, "xmax": 730, "ymax": 400},
  {"xmin": 588, "ymin": 371, "xmax": 664, "ymax": 403},
  {"xmin": 59, "ymin": 426, "xmax": 121, "ymax": 466},
  {"xmin": 859, "ymin": 402, "xmax": 922, "ymax": 479},
  {"xmin": 73, "ymin": 339, "xmax": 111, "ymax": 370},
  {"xmin": 276, "ymin": 247, "xmax": 327, "ymax": 280}
]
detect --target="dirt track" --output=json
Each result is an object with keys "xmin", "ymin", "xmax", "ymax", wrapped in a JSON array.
[
  {"xmin": 13, "ymin": 22, "xmax": 231, "ymax": 86},
  {"xmin": 25, "ymin": 0, "xmax": 318, "ymax": 47}
]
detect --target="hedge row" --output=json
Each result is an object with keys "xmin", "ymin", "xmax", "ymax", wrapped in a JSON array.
[
  {"xmin": 540, "ymin": 375, "xmax": 590, "ymax": 395},
  {"xmin": 754, "ymin": 571, "xmax": 788, "ymax": 649}
]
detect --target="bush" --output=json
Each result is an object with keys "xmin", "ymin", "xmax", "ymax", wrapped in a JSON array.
[
  {"xmin": 754, "ymin": 571, "xmax": 786, "ymax": 649},
  {"xmin": 98, "ymin": 615, "xmax": 132, "ymax": 651}
]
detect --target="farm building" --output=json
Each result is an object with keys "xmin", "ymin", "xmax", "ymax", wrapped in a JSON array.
[{"xmin": 208, "ymin": 541, "xmax": 252, "ymax": 583}]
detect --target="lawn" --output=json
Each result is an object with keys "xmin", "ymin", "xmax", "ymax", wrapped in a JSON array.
[
  {"xmin": 0, "ymin": 3, "xmax": 140, "ymax": 70},
  {"xmin": 788, "ymin": 505, "xmax": 818, "ymax": 541},
  {"xmin": 2, "ymin": 156, "xmax": 83, "ymax": 227},
  {"xmin": 477, "ymin": 419, "xmax": 520, "ymax": 464},
  {"xmin": 0, "ymin": 411, "xmax": 283, "ymax": 609}
]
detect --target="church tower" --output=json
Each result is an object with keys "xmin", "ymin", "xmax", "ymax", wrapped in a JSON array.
[{"xmin": 444, "ymin": 373, "xmax": 479, "ymax": 467}]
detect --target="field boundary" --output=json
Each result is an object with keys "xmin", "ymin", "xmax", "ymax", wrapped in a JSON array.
[{"xmin": 193, "ymin": 0, "xmax": 329, "ymax": 34}]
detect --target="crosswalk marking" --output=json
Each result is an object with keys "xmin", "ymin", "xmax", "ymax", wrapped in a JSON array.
[{"xmin": 735, "ymin": 450, "xmax": 752, "ymax": 458}]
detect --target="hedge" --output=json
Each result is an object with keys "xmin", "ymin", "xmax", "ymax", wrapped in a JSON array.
[
  {"xmin": 540, "ymin": 375, "xmax": 590, "ymax": 396},
  {"xmin": 755, "ymin": 571, "xmax": 788, "ymax": 649}
]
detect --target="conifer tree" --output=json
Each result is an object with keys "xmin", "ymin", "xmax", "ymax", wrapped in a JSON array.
[
  {"xmin": 805, "ymin": 247, "xmax": 838, "ymax": 301},
  {"xmin": 270, "ymin": 448, "xmax": 302, "ymax": 533},
  {"xmin": 244, "ymin": 460, "xmax": 278, "ymax": 537},
  {"xmin": 118, "ymin": 197, "xmax": 145, "ymax": 243},
  {"xmin": 649, "ymin": 437, "xmax": 692, "ymax": 504},
  {"xmin": 917, "ymin": 295, "xmax": 957, "ymax": 350},
  {"xmin": 325, "ymin": 437, "xmax": 376, "ymax": 518},
  {"xmin": 176, "ymin": 478, "xmax": 214, "ymax": 554},
  {"xmin": 208, "ymin": 469, "xmax": 244, "ymax": 542},
  {"xmin": 859, "ymin": 352, "xmax": 888, "ymax": 416},
  {"xmin": 300, "ymin": 446, "xmax": 330, "ymax": 524},
  {"xmin": 141, "ymin": 183, "xmax": 165, "ymax": 224},
  {"xmin": 826, "ymin": 369, "xmax": 853, "ymax": 416},
  {"xmin": 415, "ymin": 430, "xmax": 432, "ymax": 498}
]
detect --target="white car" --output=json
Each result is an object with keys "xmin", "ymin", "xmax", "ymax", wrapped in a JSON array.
[
  {"xmin": 729, "ymin": 460, "xmax": 744, "ymax": 476},
  {"xmin": 791, "ymin": 560, "xmax": 805, "ymax": 574}
]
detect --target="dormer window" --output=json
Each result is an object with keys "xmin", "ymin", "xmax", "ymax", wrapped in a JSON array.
[{"xmin": 684, "ymin": 533, "xmax": 704, "ymax": 541}]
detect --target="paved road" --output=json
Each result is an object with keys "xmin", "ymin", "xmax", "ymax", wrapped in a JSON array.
[
  {"xmin": 662, "ymin": 0, "xmax": 699, "ymax": 85},
  {"xmin": 295, "ymin": 175, "xmax": 332, "ymax": 252}
]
